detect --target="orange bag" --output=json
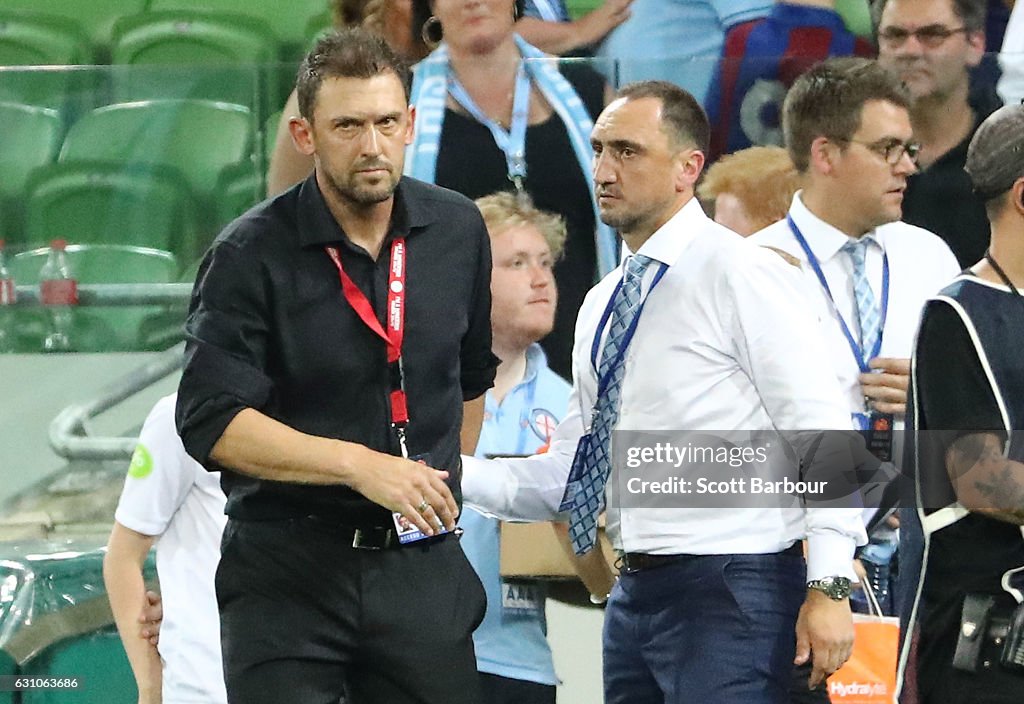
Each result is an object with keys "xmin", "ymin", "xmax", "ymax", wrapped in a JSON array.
[{"xmin": 826, "ymin": 582, "xmax": 899, "ymax": 703}]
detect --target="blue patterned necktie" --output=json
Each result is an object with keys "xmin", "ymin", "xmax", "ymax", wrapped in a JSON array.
[
  {"xmin": 563, "ymin": 254, "xmax": 653, "ymax": 554},
  {"xmin": 842, "ymin": 237, "xmax": 880, "ymax": 363}
]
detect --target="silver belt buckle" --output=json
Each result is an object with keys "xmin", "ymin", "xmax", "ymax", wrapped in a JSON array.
[{"xmin": 352, "ymin": 528, "xmax": 383, "ymax": 550}]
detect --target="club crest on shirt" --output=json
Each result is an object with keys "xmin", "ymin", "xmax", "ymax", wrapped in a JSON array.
[
  {"xmin": 128, "ymin": 443, "xmax": 154, "ymax": 479},
  {"xmin": 529, "ymin": 409, "xmax": 559, "ymax": 443}
]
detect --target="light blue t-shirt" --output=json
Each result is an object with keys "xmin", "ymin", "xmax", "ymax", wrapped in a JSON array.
[
  {"xmin": 596, "ymin": 0, "xmax": 771, "ymax": 104},
  {"xmin": 461, "ymin": 344, "xmax": 571, "ymax": 685}
]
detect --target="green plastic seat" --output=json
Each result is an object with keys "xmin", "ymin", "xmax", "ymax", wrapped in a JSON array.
[
  {"xmin": 149, "ymin": 0, "xmax": 327, "ymax": 61},
  {"xmin": 0, "ymin": 649, "xmax": 16, "ymax": 704},
  {"xmin": 0, "ymin": 12, "xmax": 96, "ymax": 114},
  {"xmin": 0, "ymin": 12, "xmax": 91, "ymax": 65},
  {"xmin": 60, "ymin": 99, "xmax": 255, "ymax": 200},
  {"xmin": 20, "ymin": 627, "xmax": 136, "ymax": 704},
  {"xmin": 110, "ymin": 11, "xmax": 279, "ymax": 115},
  {"xmin": 9, "ymin": 243, "xmax": 179, "ymax": 352},
  {"xmin": 24, "ymin": 161, "xmax": 200, "ymax": 255},
  {"xmin": 215, "ymin": 160, "xmax": 265, "ymax": 231},
  {"xmin": 0, "ymin": 102, "xmax": 62, "ymax": 243},
  {"xmin": 0, "ymin": 0, "xmax": 148, "ymax": 62}
]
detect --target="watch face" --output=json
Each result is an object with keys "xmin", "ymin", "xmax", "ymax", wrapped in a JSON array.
[
  {"xmin": 828, "ymin": 577, "xmax": 852, "ymax": 599},
  {"xmin": 811, "ymin": 577, "xmax": 852, "ymax": 600}
]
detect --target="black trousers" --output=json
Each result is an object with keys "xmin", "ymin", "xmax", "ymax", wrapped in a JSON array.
[
  {"xmin": 479, "ymin": 673, "xmax": 556, "ymax": 704},
  {"xmin": 216, "ymin": 517, "xmax": 487, "ymax": 704},
  {"xmin": 788, "ymin": 661, "xmax": 830, "ymax": 704}
]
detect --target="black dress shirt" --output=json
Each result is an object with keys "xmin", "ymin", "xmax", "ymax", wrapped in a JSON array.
[{"xmin": 176, "ymin": 175, "xmax": 497, "ymax": 524}]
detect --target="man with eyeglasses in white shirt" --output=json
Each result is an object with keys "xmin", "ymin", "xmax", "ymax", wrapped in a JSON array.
[
  {"xmin": 751, "ymin": 60, "xmax": 960, "ymax": 695},
  {"xmin": 461, "ymin": 79, "xmax": 870, "ymax": 704},
  {"xmin": 874, "ymin": 0, "xmax": 998, "ymax": 268}
]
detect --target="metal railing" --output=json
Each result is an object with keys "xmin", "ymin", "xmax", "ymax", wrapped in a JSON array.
[{"xmin": 9, "ymin": 282, "xmax": 194, "ymax": 461}]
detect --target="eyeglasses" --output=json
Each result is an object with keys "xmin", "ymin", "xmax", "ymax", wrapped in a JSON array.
[
  {"xmin": 845, "ymin": 138, "xmax": 922, "ymax": 165},
  {"xmin": 877, "ymin": 24, "xmax": 969, "ymax": 49}
]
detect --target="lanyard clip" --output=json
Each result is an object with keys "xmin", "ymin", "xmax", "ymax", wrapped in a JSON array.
[{"xmin": 394, "ymin": 423, "xmax": 410, "ymax": 459}]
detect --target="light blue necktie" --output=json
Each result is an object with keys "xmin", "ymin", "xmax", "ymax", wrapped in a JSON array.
[
  {"xmin": 564, "ymin": 254, "xmax": 653, "ymax": 554},
  {"xmin": 842, "ymin": 238, "xmax": 880, "ymax": 364}
]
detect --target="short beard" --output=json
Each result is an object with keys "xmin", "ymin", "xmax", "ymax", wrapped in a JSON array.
[
  {"xmin": 599, "ymin": 209, "xmax": 646, "ymax": 236},
  {"xmin": 325, "ymin": 171, "xmax": 399, "ymax": 207}
]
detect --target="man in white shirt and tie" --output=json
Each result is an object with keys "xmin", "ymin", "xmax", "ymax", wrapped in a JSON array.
[
  {"xmin": 462, "ymin": 80, "xmax": 868, "ymax": 704},
  {"xmin": 751, "ymin": 57, "xmax": 960, "ymax": 619}
]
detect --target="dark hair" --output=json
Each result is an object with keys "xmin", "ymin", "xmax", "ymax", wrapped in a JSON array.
[
  {"xmin": 965, "ymin": 104, "xmax": 1024, "ymax": 218},
  {"xmin": 783, "ymin": 57, "xmax": 911, "ymax": 172},
  {"xmin": 410, "ymin": 0, "xmax": 526, "ymax": 47},
  {"xmin": 296, "ymin": 28, "xmax": 410, "ymax": 121},
  {"xmin": 873, "ymin": 0, "xmax": 986, "ymax": 34},
  {"xmin": 616, "ymin": 80, "xmax": 710, "ymax": 154}
]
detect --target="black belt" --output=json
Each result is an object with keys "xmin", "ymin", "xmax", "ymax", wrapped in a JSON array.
[
  {"xmin": 620, "ymin": 541, "xmax": 802, "ymax": 574},
  {"xmin": 327, "ymin": 523, "xmax": 459, "ymax": 550}
]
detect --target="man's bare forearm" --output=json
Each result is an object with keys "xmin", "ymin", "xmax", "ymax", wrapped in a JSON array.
[
  {"xmin": 947, "ymin": 433, "xmax": 1024, "ymax": 525},
  {"xmin": 210, "ymin": 408, "xmax": 370, "ymax": 485}
]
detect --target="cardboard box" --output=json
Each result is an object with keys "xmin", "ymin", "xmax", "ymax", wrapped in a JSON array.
[{"xmin": 499, "ymin": 521, "xmax": 616, "ymax": 580}]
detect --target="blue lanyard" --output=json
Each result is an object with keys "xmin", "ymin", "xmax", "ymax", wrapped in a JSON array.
[
  {"xmin": 589, "ymin": 262, "xmax": 668, "ymax": 398},
  {"xmin": 447, "ymin": 63, "xmax": 531, "ymax": 192},
  {"xmin": 786, "ymin": 215, "xmax": 890, "ymax": 373}
]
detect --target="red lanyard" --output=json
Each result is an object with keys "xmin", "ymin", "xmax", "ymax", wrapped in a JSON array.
[{"xmin": 325, "ymin": 240, "xmax": 409, "ymax": 435}]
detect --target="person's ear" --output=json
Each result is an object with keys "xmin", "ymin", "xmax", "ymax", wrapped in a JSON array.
[
  {"xmin": 288, "ymin": 116, "xmax": 316, "ymax": 157},
  {"xmin": 676, "ymin": 148, "xmax": 705, "ymax": 192},
  {"xmin": 809, "ymin": 136, "xmax": 838, "ymax": 176},
  {"xmin": 964, "ymin": 28, "xmax": 985, "ymax": 69}
]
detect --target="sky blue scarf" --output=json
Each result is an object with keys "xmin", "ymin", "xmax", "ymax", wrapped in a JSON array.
[{"xmin": 405, "ymin": 35, "xmax": 618, "ymax": 278}]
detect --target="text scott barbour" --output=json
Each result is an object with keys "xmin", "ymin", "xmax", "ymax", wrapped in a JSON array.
[{"xmin": 625, "ymin": 476, "xmax": 829, "ymax": 495}]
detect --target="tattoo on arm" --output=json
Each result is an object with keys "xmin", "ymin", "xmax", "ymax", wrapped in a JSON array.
[{"xmin": 947, "ymin": 433, "xmax": 1024, "ymax": 525}]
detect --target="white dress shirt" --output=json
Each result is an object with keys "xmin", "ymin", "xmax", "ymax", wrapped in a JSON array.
[
  {"xmin": 751, "ymin": 193, "xmax": 961, "ymax": 416},
  {"xmin": 463, "ymin": 197, "xmax": 867, "ymax": 581},
  {"xmin": 998, "ymin": 3, "xmax": 1024, "ymax": 105}
]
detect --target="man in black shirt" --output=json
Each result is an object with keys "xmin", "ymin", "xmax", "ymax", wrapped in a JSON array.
[
  {"xmin": 176, "ymin": 29, "xmax": 497, "ymax": 704},
  {"xmin": 899, "ymin": 104, "xmax": 1024, "ymax": 704},
  {"xmin": 876, "ymin": 0, "xmax": 1000, "ymax": 267}
]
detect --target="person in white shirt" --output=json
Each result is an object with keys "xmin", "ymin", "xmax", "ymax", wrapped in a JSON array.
[
  {"xmin": 998, "ymin": 0, "xmax": 1024, "ymax": 105},
  {"xmin": 751, "ymin": 57, "xmax": 961, "ymax": 699},
  {"xmin": 103, "ymin": 394, "xmax": 227, "ymax": 704},
  {"xmin": 462, "ymin": 80, "xmax": 868, "ymax": 704},
  {"xmin": 754, "ymin": 58, "xmax": 959, "ymax": 425}
]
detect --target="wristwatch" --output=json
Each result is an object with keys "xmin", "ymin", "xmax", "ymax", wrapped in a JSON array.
[{"xmin": 806, "ymin": 576, "xmax": 852, "ymax": 601}]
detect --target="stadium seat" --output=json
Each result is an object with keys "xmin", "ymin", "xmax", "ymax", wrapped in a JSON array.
[
  {"xmin": 23, "ymin": 161, "xmax": 200, "ymax": 255},
  {"xmin": 110, "ymin": 11, "xmax": 279, "ymax": 115},
  {"xmin": 215, "ymin": 160, "xmax": 264, "ymax": 232},
  {"xmin": 0, "ymin": 12, "xmax": 91, "ymax": 65},
  {"xmin": 0, "ymin": 102, "xmax": 62, "ymax": 243},
  {"xmin": 0, "ymin": 0, "xmax": 148, "ymax": 62},
  {"xmin": 148, "ymin": 0, "xmax": 327, "ymax": 61},
  {"xmin": 0, "ymin": 649, "xmax": 15, "ymax": 704},
  {"xmin": 58, "ymin": 99, "xmax": 255, "ymax": 247},
  {"xmin": 0, "ymin": 12, "xmax": 97, "ymax": 115},
  {"xmin": 20, "ymin": 627, "xmax": 136, "ymax": 704},
  {"xmin": 9, "ymin": 244, "xmax": 179, "ymax": 352},
  {"xmin": 305, "ymin": 10, "xmax": 334, "ymax": 46}
]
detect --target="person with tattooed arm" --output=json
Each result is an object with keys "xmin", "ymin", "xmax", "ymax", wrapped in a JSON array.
[{"xmin": 898, "ymin": 103, "xmax": 1024, "ymax": 704}]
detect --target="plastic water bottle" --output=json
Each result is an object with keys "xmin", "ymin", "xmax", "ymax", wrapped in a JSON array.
[
  {"xmin": 0, "ymin": 239, "xmax": 14, "ymax": 353},
  {"xmin": 39, "ymin": 239, "xmax": 77, "ymax": 352}
]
